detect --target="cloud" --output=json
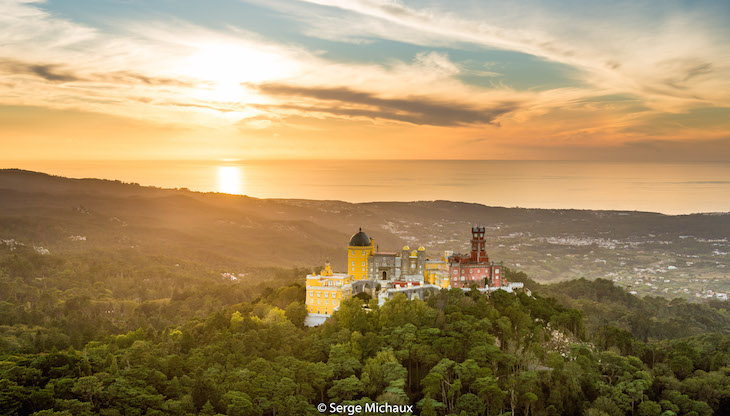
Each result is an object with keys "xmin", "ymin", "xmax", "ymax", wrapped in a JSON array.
[
  {"xmin": 251, "ymin": 83, "xmax": 518, "ymax": 126},
  {"xmin": 1, "ymin": 0, "xmax": 729, "ymax": 161},
  {"xmin": 0, "ymin": 58, "xmax": 193, "ymax": 87},
  {"xmin": 0, "ymin": 2, "xmax": 281, "ymax": 126},
  {"xmin": 100, "ymin": 71, "xmax": 193, "ymax": 87},
  {"xmin": 284, "ymin": 0, "xmax": 730, "ymax": 110},
  {"xmin": 0, "ymin": 0, "xmax": 568, "ymax": 131},
  {"xmin": 0, "ymin": 59, "xmax": 82, "ymax": 82},
  {"xmin": 660, "ymin": 60, "xmax": 714, "ymax": 91},
  {"xmin": 27, "ymin": 64, "xmax": 77, "ymax": 82},
  {"xmin": 162, "ymin": 101, "xmax": 240, "ymax": 113}
]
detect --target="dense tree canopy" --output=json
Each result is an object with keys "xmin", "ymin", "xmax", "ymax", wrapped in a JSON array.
[{"xmin": 3, "ymin": 247, "xmax": 730, "ymax": 415}]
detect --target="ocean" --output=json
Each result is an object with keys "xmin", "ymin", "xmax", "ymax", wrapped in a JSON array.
[{"xmin": 4, "ymin": 160, "xmax": 730, "ymax": 215}]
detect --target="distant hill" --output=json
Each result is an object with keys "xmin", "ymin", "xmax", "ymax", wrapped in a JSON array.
[{"xmin": 1, "ymin": 169, "xmax": 728, "ymax": 288}]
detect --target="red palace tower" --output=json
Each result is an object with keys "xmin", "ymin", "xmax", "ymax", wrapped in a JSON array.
[{"xmin": 448, "ymin": 226, "xmax": 504, "ymax": 289}]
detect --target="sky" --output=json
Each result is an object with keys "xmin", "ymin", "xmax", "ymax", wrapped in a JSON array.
[{"xmin": 1, "ymin": 0, "xmax": 730, "ymax": 161}]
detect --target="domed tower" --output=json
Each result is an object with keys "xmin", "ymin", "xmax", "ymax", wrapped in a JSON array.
[
  {"xmin": 417, "ymin": 246, "xmax": 427, "ymax": 274},
  {"xmin": 348, "ymin": 228, "xmax": 373, "ymax": 280}
]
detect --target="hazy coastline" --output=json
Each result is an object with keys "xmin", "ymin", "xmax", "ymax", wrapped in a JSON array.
[{"xmin": 2, "ymin": 160, "xmax": 729, "ymax": 215}]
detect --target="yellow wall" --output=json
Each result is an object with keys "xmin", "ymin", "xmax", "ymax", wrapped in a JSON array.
[
  {"xmin": 306, "ymin": 283, "xmax": 352, "ymax": 314},
  {"xmin": 425, "ymin": 257, "xmax": 451, "ymax": 288},
  {"xmin": 305, "ymin": 267, "xmax": 353, "ymax": 315},
  {"xmin": 437, "ymin": 271, "xmax": 450, "ymax": 289},
  {"xmin": 424, "ymin": 269, "xmax": 450, "ymax": 288},
  {"xmin": 348, "ymin": 244, "xmax": 373, "ymax": 280},
  {"xmin": 425, "ymin": 269, "xmax": 436, "ymax": 284}
]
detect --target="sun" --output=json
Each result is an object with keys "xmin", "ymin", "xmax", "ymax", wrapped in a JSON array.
[{"xmin": 184, "ymin": 42, "xmax": 295, "ymax": 103}]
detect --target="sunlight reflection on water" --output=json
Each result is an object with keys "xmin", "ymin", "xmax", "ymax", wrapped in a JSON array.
[{"xmin": 216, "ymin": 165, "xmax": 243, "ymax": 195}]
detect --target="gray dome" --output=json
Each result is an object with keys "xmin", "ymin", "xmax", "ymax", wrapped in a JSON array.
[{"xmin": 348, "ymin": 228, "xmax": 371, "ymax": 246}]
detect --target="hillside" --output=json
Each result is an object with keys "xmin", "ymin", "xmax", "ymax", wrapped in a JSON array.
[{"xmin": 1, "ymin": 169, "xmax": 729, "ymax": 299}]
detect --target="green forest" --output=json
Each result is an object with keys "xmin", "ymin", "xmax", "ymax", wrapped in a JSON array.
[{"xmin": 3, "ymin": 245, "xmax": 730, "ymax": 416}]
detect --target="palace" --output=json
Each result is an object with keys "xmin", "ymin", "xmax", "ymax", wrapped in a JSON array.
[{"xmin": 305, "ymin": 226, "xmax": 526, "ymax": 326}]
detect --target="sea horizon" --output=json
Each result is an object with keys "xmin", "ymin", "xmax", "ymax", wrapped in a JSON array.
[{"xmin": 2, "ymin": 159, "xmax": 729, "ymax": 215}]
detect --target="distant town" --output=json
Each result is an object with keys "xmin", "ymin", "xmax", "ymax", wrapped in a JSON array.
[{"xmin": 355, "ymin": 214, "xmax": 730, "ymax": 303}]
